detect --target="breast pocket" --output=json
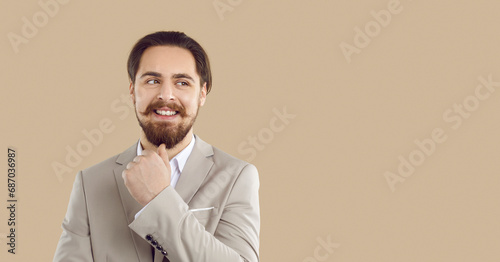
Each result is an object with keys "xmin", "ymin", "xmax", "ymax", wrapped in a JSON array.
[{"xmin": 189, "ymin": 207, "xmax": 218, "ymax": 225}]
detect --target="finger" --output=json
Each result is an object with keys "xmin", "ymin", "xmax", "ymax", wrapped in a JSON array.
[
  {"xmin": 121, "ymin": 170, "xmax": 129, "ymax": 183},
  {"xmin": 157, "ymin": 144, "xmax": 170, "ymax": 166}
]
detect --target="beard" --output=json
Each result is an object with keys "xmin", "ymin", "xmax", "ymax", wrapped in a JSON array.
[{"xmin": 135, "ymin": 100, "xmax": 199, "ymax": 149}]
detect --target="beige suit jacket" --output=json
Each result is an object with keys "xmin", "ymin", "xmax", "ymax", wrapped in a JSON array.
[{"xmin": 53, "ymin": 136, "xmax": 260, "ymax": 262}]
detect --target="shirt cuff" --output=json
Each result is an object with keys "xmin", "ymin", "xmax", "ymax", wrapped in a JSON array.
[{"xmin": 134, "ymin": 202, "xmax": 150, "ymax": 220}]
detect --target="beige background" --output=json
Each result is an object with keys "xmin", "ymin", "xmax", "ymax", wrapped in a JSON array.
[{"xmin": 1, "ymin": 0, "xmax": 500, "ymax": 261}]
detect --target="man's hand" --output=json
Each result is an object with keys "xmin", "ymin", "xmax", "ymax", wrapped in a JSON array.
[{"xmin": 122, "ymin": 144, "xmax": 171, "ymax": 206}]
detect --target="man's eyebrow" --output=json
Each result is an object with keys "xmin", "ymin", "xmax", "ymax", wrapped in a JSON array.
[
  {"xmin": 172, "ymin": 73, "xmax": 195, "ymax": 82},
  {"xmin": 139, "ymin": 71, "xmax": 162, "ymax": 79}
]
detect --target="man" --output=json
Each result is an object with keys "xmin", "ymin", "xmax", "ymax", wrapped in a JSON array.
[{"xmin": 53, "ymin": 31, "xmax": 260, "ymax": 262}]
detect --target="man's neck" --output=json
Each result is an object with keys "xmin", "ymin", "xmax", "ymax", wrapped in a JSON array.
[{"xmin": 140, "ymin": 130, "xmax": 194, "ymax": 160}]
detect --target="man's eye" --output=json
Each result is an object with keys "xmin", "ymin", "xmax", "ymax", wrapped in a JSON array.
[
  {"xmin": 176, "ymin": 81, "xmax": 189, "ymax": 86},
  {"xmin": 147, "ymin": 79, "xmax": 159, "ymax": 84}
]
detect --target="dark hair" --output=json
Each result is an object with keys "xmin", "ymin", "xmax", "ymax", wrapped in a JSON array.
[{"xmin": 127, "ymin": 31, "xmax": 212, "ymax": 94}]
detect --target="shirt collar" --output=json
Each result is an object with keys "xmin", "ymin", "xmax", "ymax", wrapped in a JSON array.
[{"xmin": 136, "ymin": 135, "xmax": 196, "ymax": 173}]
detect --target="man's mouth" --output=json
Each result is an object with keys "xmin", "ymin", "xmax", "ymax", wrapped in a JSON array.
[{"xmin": 154, "ymin": 109, "xmax": 178, "ymax": 116}]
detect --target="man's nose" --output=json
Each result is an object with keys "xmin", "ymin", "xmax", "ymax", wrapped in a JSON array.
[{"xmin": 158, "ymin": 83, "xmax": 175, "ymax": 100}]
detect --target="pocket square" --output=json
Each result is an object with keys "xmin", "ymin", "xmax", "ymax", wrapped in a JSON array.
[{"xmin": 188, "ymin": 207, "xmax": 214, "ymax": 212}]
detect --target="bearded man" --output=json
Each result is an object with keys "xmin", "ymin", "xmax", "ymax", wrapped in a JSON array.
[{"xmin": 53, "ymin": 31, "xmax": 260, "ymax": 262}]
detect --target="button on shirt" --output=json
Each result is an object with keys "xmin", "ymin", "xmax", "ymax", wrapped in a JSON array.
[{"xmin": 134, "ymin": 135, "xmax": 196, "ymax": 219}]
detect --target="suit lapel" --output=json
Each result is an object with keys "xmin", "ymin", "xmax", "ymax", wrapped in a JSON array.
[
  {"xmin": 113, "ymin": 142, "xmax": 153, "ymax": 262},
  {"xmin": 174, "ymin": 136, "xmax": 214, "ymax": 205},
  {"xmin": 114, "ymin": 142, "xmax": 143, "ymax": 224}
]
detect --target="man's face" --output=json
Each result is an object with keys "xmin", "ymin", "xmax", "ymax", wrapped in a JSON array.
[{"xmin": 130, "ymin": 45, "xmax": 207, "ymax": 148}]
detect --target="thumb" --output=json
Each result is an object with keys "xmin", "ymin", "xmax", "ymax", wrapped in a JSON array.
[{"xmin": 157, "ymin": 144, "xmax": 170, "ymax": 166}]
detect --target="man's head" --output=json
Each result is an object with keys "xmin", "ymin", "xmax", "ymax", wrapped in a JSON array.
[{"xmin": 127, "ymin": 31, "xmax": 211, "ymax": 149}]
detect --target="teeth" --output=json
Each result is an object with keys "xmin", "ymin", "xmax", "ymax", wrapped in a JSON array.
[{"xmin": 155, "ymin": 110, "xmax": 177, "ymax": 116}]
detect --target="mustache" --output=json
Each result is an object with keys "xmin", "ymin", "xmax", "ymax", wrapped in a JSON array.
[{"xmin": 140, "ymin": 100, "xmax": 187, "ymax": 116}]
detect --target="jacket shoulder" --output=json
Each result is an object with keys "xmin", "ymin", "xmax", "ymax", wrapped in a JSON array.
[
  {"xmin": 81, "ymin": 154, "xmax": 119, "ymax": 177},
  {"xmin": 209, "ymin": 144, "xmax": 258, "ymax": 178},
  {"xmin": 80, "ymin": 143, "xmax": 137, "ymax": 179}
]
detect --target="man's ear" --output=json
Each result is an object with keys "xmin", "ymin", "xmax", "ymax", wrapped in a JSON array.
[
  {"xmin": 129, "ymin": 81, "xmax": 136, "ymax": 104},
  {"xmin": 199, "ymin": 82, "xmax": 207, "ymax": 106}
]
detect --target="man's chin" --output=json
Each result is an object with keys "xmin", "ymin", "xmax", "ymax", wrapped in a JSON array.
[
  {"xmin": 142, "ymin": 123, "xmax": 192, "ymax": 148},
  {"xmin": 137, "ymin": 111, "xmax": 196, "ymax": 148}
]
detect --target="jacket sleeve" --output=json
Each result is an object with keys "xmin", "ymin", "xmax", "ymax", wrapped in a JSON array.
[
  {"xmin": 53, "ymin": 171, "xmax": 94, "ymax": 262},
  {"xmin": 129, "ymin": 164, "xmax": 260, "ymax": 262}
]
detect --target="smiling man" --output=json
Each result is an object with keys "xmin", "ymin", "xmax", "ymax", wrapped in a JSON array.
[{"xmin": 53, "ymin": 31, "xmax": 260, "ymax": 262}]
